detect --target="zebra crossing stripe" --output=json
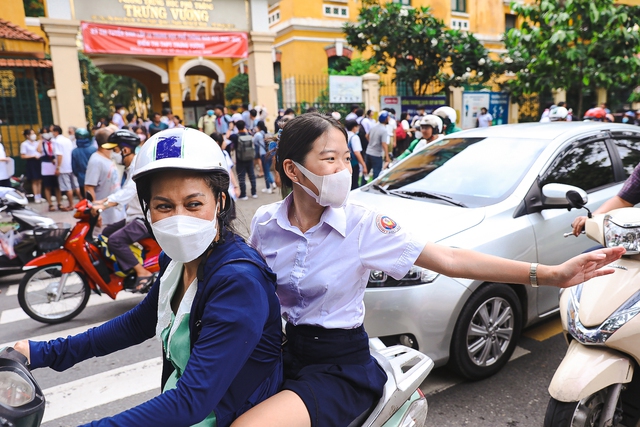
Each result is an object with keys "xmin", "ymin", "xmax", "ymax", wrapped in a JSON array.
[
  {"xmin": 0, "ymin": 291, "xmax": 143, "ymax": 324},
  {"xmin": 41, "ymin": 357, "xmax": 163, "ymax": 423},
  {"xmin": 6, "ymin": 284, "xmax": 18, "ymax": 296}
]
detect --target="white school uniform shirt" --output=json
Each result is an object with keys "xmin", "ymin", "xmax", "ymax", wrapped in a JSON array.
[{"xmin": 250, "ymin": 194, "xmax": 427, "ymax": 329}]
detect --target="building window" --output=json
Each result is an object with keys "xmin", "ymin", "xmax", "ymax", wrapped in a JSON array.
[
  {"xmin": 323, "ymin": 4, "xmax": 349, "ymax": 18},
  {"xmin": 505, "ymin": 14, "xmax": 516, "ymax": 31},
  {"xmin": 451, "ymin": 18, "xmax": 469, "ymax": 30},
  {"xmin": 451, "ymin": 0, "xmax": 466, "ymax": 12},
  {"xmin": 392, "ymin": 0, "xmax": 411, "ymax": 5},
  {"xmin": 268, "ymin": 10, "xmax": 280, "ymax": 25},
  {"xmin": 328, "ymin": 56, "xmax": 350, "ymax": 73}
]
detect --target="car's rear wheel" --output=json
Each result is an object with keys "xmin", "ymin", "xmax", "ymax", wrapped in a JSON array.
[{"xmin": 448, "ymin": 283, "xmax": 522, "ymax": 380}]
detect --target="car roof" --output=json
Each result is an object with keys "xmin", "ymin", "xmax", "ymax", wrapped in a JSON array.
[{"xmin": 449, "ymin": 122, "xmax": 640, "ymax": 141}]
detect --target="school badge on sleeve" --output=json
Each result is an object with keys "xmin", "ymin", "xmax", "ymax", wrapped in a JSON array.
[{"xmin": 376, "ymin": 214, "xmax": 400, "ymax": 234}]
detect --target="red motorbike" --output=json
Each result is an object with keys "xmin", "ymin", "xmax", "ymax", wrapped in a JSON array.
[{"xmin": 17, "ymin": 199, "xmax": 161, "ymax": 324}]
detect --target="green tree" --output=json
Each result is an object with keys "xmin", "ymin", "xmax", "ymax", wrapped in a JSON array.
[
  {"xmin": 23, "ymin": 0, "xmax": 45, "ymax": 17},
  {"xmin": 502, "ymin": 0, "xmax": 640, "ymax": 117},
  {"xmin": 328, "ymin": 57, "xmax": 376, "ymax": 76},
  {"xmin": 224, "ymin": 73, "xmax": 249, "ymax": 104},
  {"xmin": 344, "ymin": 0, "xmax": 491, "ymax": 95}
]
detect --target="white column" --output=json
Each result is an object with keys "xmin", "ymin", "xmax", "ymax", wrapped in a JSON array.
[{"xmin": 362, "ymin": 73, "xmax": 380, "ymax": 112}]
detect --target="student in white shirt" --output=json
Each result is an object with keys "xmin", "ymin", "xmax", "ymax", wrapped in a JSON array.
[
  {"xmin": 0, "ymin": 134, "xmax": 12, "ymax": 187},
  {"xmin": 232, "ymin": 113, "xmax": 624, "ymax": 427},
  {"xmin": 20, "ymin": 128, "xmax": 42, "ymax": 202}
]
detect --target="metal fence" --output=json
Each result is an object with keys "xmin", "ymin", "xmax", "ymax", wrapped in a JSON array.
[
  {"xmin": 0, "ymin": 61, "xmax": 54, "ymax": 165},
  {"xmin": 276, "ymin": 74, "xmax": 444, "ymax": 116}
]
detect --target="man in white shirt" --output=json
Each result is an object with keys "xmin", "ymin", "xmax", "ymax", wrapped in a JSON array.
[
  {"xmin": 477, "ymin": 107, "xmax": 493, "ymax": 128},
  {"xmin": 111, "ymin": 104, "xmax": 126, "ymax": 129},
  {"xmin": 51, "ymin": 125, "xmax": 81, "ymax": 211},
  {"xmin": 345, "ymin": 105, "xmax": 359, "ymax": 121},
  {"xmin": 160, "ymin": 108, "xmax": 175, "ymax": 129},
  {"xmin": 385, "ymin": 108, "xmax": 397, "ymax": 155}
]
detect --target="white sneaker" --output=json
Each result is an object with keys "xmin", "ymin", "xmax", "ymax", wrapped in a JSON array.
[
  {"xmin": 251, "ymin": 194, "xmax": 258, "ymax": 199},
  {"xmin": 271, "ymin": 182, "xmax": 277, "ymax": 189},
  {"xmin": 261, "ymin": 188, "xmax": 273, "ymax": 194},
  {"xmin": 239, "ymin": 196, "xmax": 248, "ymax": 201}
]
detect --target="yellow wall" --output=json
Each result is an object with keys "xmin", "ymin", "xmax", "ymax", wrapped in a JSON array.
[{"xmin": 2, "ymin": 0, "xmax": 27, "ymax": 28}]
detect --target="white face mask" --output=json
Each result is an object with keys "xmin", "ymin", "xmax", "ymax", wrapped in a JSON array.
[
  {"xmin": 29, "ymin": 134, "xmax": 37, "ymax": 141},
  {"xmin": 150, "ymin": 215, "xmax": 218, "ymax": 263},
  {"xmin": 138, "ymin": 133, "xmax": 147, "ymax": 142},
  {"xmin": 111, "ymin": 151, "xmax": 122, "ymax": 164},
  {"xmin": 119, "ymin": 109, "xmax": 126, "ymax": 116},
  {"xmin": 293, "ymin": 161, "xmax": 351, "ymax": 208}
]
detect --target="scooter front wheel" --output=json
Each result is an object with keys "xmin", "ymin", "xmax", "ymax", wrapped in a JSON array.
[
  {"xmin": 544, "ymin": 390, "xmax": 620, "ymax": 427},
  {"xmin": 18, "ymin": 265, "xmax": 90, "ymax": 324}
]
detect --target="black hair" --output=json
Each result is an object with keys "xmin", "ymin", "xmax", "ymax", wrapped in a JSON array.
[
  {"xmin": 23, "ymin": 128, "xmax": 33, "ymax": 138},
  {"xmin": 209, "ymin": 132, "xmax": 224, "ymax": 146},
  {"xmin": 161, "ymin": 108, "xmax": 172, "ymax": 116},
  {"xmin": 132, "ymin": 125, "xmax": 148, "ymax": 135},
  {"xmin": 149, "ymin": 127, "xmax": 163, "ymax": 136},
  {"xmin": 350, "ymin": 104, "xmax": 359, "ymax": 112},
  {"xmin": 214, "ymin": 104, "xmax": 224, "ymax": 111},
  {"xmin": 366, "ymin": 109, "xmax": 372, "ymax": 116},
  {"xmin": 284, "ymin": 108, "xmax": 296, "ymax": 116},
  {"xmin": 275, "ymin": 112, "xmax": 347, "ymax": 193},
  {"xmin": 345, "ymin": 119, "xmax": 359, "ymax": 131},
  {"xmin": 126, "ymin": 113, "xmax": 135, "ymax": 122},
  {"xmin": 236, "ymin": 120, "xmax": 246, "ymax": 131},
  {"xmin": 242, "ymin": 103, "xmax": 249, "ymax": 110},
  {"xmin": 51, "ymin": 125, "xmax": 62, "ymax": 134},
  {"xmin": 230, "ymin": 105, "xmax": 239, "ymax": 112},
  {"xmin": 355, "ymin": 108, "xmax": 364, "ymax": 117},
  {"xmin": 399, "ymin": 112, "xmax": 410, "ymax": 121},
  {"xmin": 256, "ymin": 120, "xmax": 267, "ymax": 133},
  {"xmin": 249, "ymin": 109, "xmax": 257, "ymax": 117},
  {"xmin": 115, "ymin": 104, "xmax": 123, "ymax": 110},
  {"xmin": 152, "ymin": 112, "xmax": 161, "ymax": 118},
  {"xmin": 305, "ymin": 107, "xmax": 318, "ymax": 114}
]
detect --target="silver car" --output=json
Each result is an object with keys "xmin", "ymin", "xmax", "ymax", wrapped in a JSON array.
[{"xmin": 352, "ymin": 122, "xmax": 640, "ymax": 380}]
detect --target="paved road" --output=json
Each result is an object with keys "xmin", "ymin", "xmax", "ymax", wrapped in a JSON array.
[{"xmin": 0, "ymin": 186, "xmax": 570, "ymax": 426}]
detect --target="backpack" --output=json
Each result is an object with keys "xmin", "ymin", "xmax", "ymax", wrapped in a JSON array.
[
  {"xmin": 357, "ymin": 119, "xmax": 369, "ymax": 153},
  {"xmin": 347, "ymin": 135, "xmax": 360, "ymax": 167},
  {"xmin": 395, "ymin": 124, "xmax": 407, "ymax": 141},
  {"xmin": 236, "ymin": 133, "xmax": 255, "ymax": 161}
]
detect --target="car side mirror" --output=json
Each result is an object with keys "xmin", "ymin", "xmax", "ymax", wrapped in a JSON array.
[{"xmin": 541, "ymin": 183, "xmax": 588, "ymax": 210}]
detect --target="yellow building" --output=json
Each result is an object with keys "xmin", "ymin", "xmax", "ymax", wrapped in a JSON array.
[
  {"xmin": 0, "ymin": 0, "xmax": 52, "ymax": 157},
  {"xmin": 266, "ymin": 0, "xmax": 515, "ymax": 104},
  {"xmin": 1, "ymin": 0, "xmax": 278, "ymax": 138}
]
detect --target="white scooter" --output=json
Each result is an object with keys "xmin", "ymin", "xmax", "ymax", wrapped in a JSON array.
[
  {"xmin": 0, "ymin": 341, "xmax": 433, "ymax": 427},
  {"xmin": 544, "ymin": 191, "xmax": 640, "ymax": 427}
]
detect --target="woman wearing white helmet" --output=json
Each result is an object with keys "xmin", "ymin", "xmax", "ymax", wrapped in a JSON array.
[
  {"xmin": 396, "ymin": 114, "xmax": 443, "ymax": 160},
  {"xmin": 15, "ymin": 128, "xmax": 283, "ymax": 427},
  {"xmin": 548, "ymin": 106, "xmax": 569, "ymax": 122},
  {"xmin": 433, "ymin": 106, "xmax": 462, "ymax": 134}
]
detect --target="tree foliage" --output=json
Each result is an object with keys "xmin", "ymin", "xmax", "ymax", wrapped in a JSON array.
[
  {"xmin": 501, "ymin": 0, "xmax": 640, "ymax": 116},
  {"xmin": 22, "ymin": 0, "xmax": 44, "ymax": 17},
  {"xmin": 328, "ymin": 57, "xmax": 377, "ymax": 76},
  {"xmin": 344, "ymin": 1, "xmax": 491, "ymax": 95},
  {"xmin": 224, "ymin": 73, "xmax": 249, "ymax": 104}
]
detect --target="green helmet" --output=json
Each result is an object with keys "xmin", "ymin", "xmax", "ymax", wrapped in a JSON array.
[{"xmin": 75, "ymin": 128, "xmax": 90, "ymax": 140}]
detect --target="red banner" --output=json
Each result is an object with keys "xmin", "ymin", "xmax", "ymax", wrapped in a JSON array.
[{"xmin": 81, "ymin": 22, "xmax": 248, "ymax": 58}]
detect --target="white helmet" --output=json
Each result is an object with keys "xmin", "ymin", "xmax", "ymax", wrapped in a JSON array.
[
  {"xmin": 433, "ymin": 106, "xmax": 457, "ymax": 124},
  {"xmin": 419, "ymin": 115, "xmax": 443, "ymax": 134},
  {"xmin": 132, "ymin": 128, "xmax": 228, "ymax": 182},
  {"xmin": 548, "ymin": 106, "xmax": 569, "ymax": 122}
]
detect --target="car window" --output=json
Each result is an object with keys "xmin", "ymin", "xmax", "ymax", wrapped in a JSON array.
[
  {"xmin": 612, "ymin": 137, "xmax": 640, "ymax": 178},
  {"xmin": 540, "ymin": 140, "xmax": 615, "ymax": 192},
  {"xmin": 370, "ymin": 137, "xmax": 550, "ymax": 207}
]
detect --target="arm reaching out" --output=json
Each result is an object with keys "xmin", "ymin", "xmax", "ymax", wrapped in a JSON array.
[{"xmin": 416, "ymin": 243, "xmax": 625, "ymax": 289}]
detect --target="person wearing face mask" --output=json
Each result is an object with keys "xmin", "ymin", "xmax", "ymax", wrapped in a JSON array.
[
  {"xmin": 90, "ymin": 129, "xmax": 155, "ymax": 292},
  {"xmin": 198, "ymin": 105, "xmax": 217, "ymax": 135},
  {"xmin": 0, "ymin": 133, "xmax": 12, "ymax": 188},
  {"xmin": 84, "ymin": 128, "xmax": 125, "ymax": 226},
  {"xmin": 39, "ymin": 127, "xmax": 63, "ymax": 211},
  {"xmin": 71, "ymin": 128, "xmax": 97, "ymax": 199},
  {"xmin": 231, "ymin": 112, "xmax": 625, "ymax": 427},
  {"xmin": 132, "ymin": 124, "xmax": 148, "ymax": 149},
  {"xmin": 13, "ymin": 127, "xmax": 283, "ymax": 427},
  {"xmin": 20, "ymin": 128, "xmax": 42, "ymax": 203}
]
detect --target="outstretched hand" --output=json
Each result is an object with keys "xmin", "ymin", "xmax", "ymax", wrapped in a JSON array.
[{"xmin": 546, "ymin": 247, "xmax": 626, "ymax": 288}]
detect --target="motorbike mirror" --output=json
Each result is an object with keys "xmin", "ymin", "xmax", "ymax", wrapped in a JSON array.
[{"xmin": 566, "ymin": 190, "xmax": 586, "ymax": 209}]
